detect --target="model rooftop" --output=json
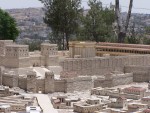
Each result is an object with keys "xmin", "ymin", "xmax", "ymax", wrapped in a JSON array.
[{"xmin": 6, "ymin": 44, "xmax": 28, "ymax": 47}]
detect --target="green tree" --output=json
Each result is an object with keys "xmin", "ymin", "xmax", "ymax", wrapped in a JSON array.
[
  {"xmin": 0, "ymin": 9, "xmax": 19, "ymax": 40},
  {"xmin": 101, "ymin": 7, "xmax": 116, "ymax": 42},
  {"xmin": 81, "ymin": 0, "xmax": 115, "ymax": 42},
  {"xmin": 40, "ymin": 0, "xmax": 82, "ymax": 49},
  {"xmin": 48, "ymin": 32, "xmax": 63, "ymax": 50},
  {"xmin": 145, "ymin": 26, "xmax": 150, "ymax": 35},
  {"xmin": 23, "ymin": 40, "xmax": 42, "ymax": 51},
  {"xmin": 125, "ymin": 22, "xmax": 140, "ymax": 44}
]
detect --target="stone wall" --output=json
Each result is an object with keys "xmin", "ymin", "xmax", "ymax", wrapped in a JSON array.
[
  {"xmin": 18, "ymin": 77, "xmax": 27, "ymax": 90},
  {"xmin": 36, "ymin": 79, "xmax": 45, "ymax": 93},
  {"xmin": 2, "ymin": 73, "xmax": 19, "ymax": 88},
  {"xmin": 124, "ymin": 65, "xmax": 150, "ymax": 82},
  {"xmin": 27, "ymin": 72, "xmax": 37, "ymax": 93},
  {"xmin": 45, "ymin": 56, "xmax": 59, "ymax": 66},
  {"xmin": 54, "ymin": 80, "xmax": 66, "ymax": 92},
  {"xmin": 133, "ymin": 72, "xmax": 149, "ymax": 82},
  {"xmin": 12, "ymin": 74, "xmax": 19, "ymax": 87},
  {"xmin": 69, "ymin": 42, "xmax": 96, "ymax": 58},
  {"xmin": 0, "ymin": 67, "xmax": 4, "ymax": 85},
  {"xmin": 54, "ymin": 77, "xmax": 93, "ymax": 93},
  {"xmin": 0, "ymin": 40, "xmax": 60, "ymax": 68},
  {"xmin": 0, "ymin": 40, "xmax": 13, "ymax": 56},
  {"xmin": 112, "ymin": 73, "xmax": 133, "ymax": 86},
  {"xmin": 2, "ymin": 74, "xmax": 13, "ymax": 87},
  {"xmin": 60, "ymin": 55, "xmax": 150, "ymax": 76},
  {"xmin": 94, "ymin": 73, "xmax": 133, "ymax": 88},
  {"xmin": 0, "ymin": 56, "xmax": 4, "ymax": 66},
  {"xmin": 94, "ymin": 78, "xmax": 112, "ymax": 88},
  {"xmin": 30, "ymin": 56, "xmax": 41, "ymax": 67},
  {"xmin": 18, "ymin": 58, "xmax": 30, "ymax": 68},
  {"xmin": 4, "ymin": 58, "xmax": 19, "ymax": 68},
  {"xmin": 64, "ymin": 76, "xmax": 93, "ymax": 92}
]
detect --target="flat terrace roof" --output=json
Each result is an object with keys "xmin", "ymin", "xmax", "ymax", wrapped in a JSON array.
[
  {"xmin": 97, "ymin": 42, "xmax": 150, "ymax": 49},
  {"xmin": 0, "ymin": 104, "xmax": 10, "ymax": 108},
  {"xmin": 0, "ymin": 40, "xmax": 13, "ymax": 42},
  {"xmin": 6, "ymin": 44, "xmax": 28, "ymax": 48},
  {"xmin": 41, "ymin": 43, "xmax": 57, "ymax": 46},
  {"xmin": 96, "ymin": 45, "xmax": 150, "ymax": 52}
]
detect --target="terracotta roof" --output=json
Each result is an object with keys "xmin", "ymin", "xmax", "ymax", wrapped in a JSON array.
[
  {"xmin": 143, "ymin": 109, "xmax": 150, "ymax": 113},
  {"xmin": 124, "ymin": 86, "xmax": 146, "ymax": 92},
  {"xmin": 142, "ymin": 97, "xmax": 150, "ymax": 101}
]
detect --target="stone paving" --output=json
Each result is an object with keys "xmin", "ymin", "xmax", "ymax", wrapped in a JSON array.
[{"xmin": 35, "ymin": 94, "xmax": 58, "ymax": 113}]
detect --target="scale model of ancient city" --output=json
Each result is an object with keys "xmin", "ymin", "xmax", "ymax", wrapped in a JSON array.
[{"xmin": 2, "ymin": 40, "xmax": 150, "ymax": 113}]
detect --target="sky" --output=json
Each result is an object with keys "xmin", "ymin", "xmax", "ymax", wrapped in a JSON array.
[{"xmin": 0, "ymin": 0, "xmax": 150, "ymax": 14}]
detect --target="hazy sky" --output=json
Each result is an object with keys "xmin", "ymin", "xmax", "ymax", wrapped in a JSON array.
[{"xmin": 0, "ymin": 0, "xmax": 150, "ymax": 14}]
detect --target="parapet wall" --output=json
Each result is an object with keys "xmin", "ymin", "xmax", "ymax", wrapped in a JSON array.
[
  {"xmin": 2, "ymin": 73, "xmax": 19, "ymax": 87},
  {"xmin": 94, "ymin": 73, "xmax": 133, "ymax": 88},
  {"xmin": 64, "ymin": 76, "xmax": 93, "ymax": 92},
  {"xmin": 112, "ymin": 73, "xmax": 133, "ymax": 86},
  {"xmin": 54, "ymin": 76, "xmax": 93, "ymax": 93},
  {"xmin": 2, "ymin": 74, "xmax": 13, "ymax": 87},
  {"xmin": 94, "ymin": 78, "xmax": 112, "ymax": 88},
  {"xmin": 60, "ymin": 55, "xmax": 150, "ymax": 76},
  {"xmin": 36, "ymin": 79, "xmax": 45, "ymax": 93},
  {"xmin": 18, "ymin": 58, "xmax": 30, "ymax": 68},
  {"xmin": 125, "ymin": 65, "xmax": 150, "ymax": 82},
  {"xmin": 54, "ymin": 80, "xmax": 66, "ymax": 92},
  {"xmin": 18, "ymin": 77, "xmax": 27, "ymax": 90}
]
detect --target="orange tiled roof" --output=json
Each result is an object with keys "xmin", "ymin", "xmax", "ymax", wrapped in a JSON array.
[{"xmin": 124, "ymin": 86, "xmax": 146, "ymax": 92}]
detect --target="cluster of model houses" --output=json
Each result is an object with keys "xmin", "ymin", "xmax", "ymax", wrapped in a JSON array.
[{"xmin": 50, "ymin": 84, "xmax": 150, "ymax": 113}]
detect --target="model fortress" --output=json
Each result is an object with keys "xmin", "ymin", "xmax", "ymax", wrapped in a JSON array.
[
  {"xmin": 0, "ymin": 40, "xmax": 58, "ymax": 68},
  {"xmin": 1, "ymin": 40, "xmax": 150, "ymax": 94}
]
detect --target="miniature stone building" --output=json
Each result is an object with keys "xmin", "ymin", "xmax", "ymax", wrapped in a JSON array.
[
  {"xmin": 142, "ymin": 96, "xmax": 150, "ymax": 108},
  {"xmin": 128, "ymin": 103, "xmax": 148, "ymax": 112},
  {"xmin": 51, "ymin": 95, "xmax": 69, "ymax": 109},
  {"xmin": 44, "ymin": 71, "xmax": 55, "ymax": 93},
  {"xmin": 73, "ymin": 98, "xmax": 105, "ymax": 113},
  {"xmin": 0, "ymin": 67, "xmax": 94, "ymax": 93},
  {"xmin": 94, "ymin": 72, "xmax": 133, "ymax": 88},
  {"xmin": 91, "ymin": 86, "xmax": 146, "ymax": 100},
  {"xmin": 108, "ymin": 97, "xmax": 127, "ymax": 108},
  {"xmin": 1, "ymin": 40, "xmax": 150, "ymax": 94},
  {"xmin": 0, "ymin": 104, "xmax": 11, "ymax": 113},
  {"xmin": 123, "ymin": 86, "xmax": 146, "ymax": 98},
  {"xmin": 0, "ymin": 40, "xmax": 58, "ymax": 68},
  {"xmin": 0, "ymin": 40, "xmax": 13, "ymax": 56},
  {"xmin": 143, "ymin": 109, "xmax": 150, "ymax": 113},
  {"xmin": 0, "ymin": 94, "xmax": 35, "ymax": 112},
  {"xmin": 27, "ymin": 71, "xmax": 37, "ymax": 93},
  {"xmin": 69, "ymin": 41, "xmax": 96, "ymax": 58},
  {"xmin": 86, "ymin": 98, "xmax": 100, "ymax": 105}
]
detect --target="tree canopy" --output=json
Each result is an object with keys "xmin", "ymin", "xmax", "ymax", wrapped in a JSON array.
[
  {"xmin": 0, "ymin": 9, "xmax": 19, "ymax": 40},
  {"xmin": 40, "ymin": 0, "xmax": 82, "ymax": 49},
  {"xmin": 78, "ymin": 0, "xmax": 115, "ymax": 42}
]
